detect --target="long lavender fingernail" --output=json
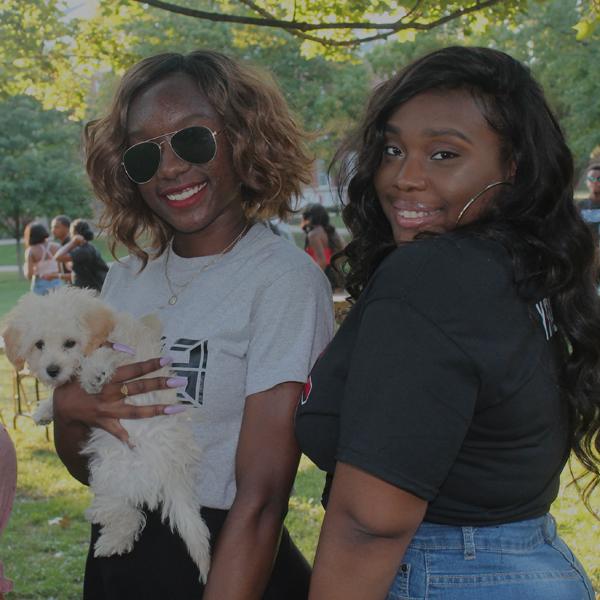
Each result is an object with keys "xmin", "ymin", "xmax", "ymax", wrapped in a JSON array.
[
  {"xmin": 164, "ymin": 405, "xmax": 186, "ymax": 415},
  {"xmin": 166, "ymin": 377, "xmax": 187, "ymax": 388},
  {"xmin": 112, "ymin": 343, "xmax": 135, "ymax": 356},
  {"xmin": 160, "ymin": 356, "xmax": 174, "ymax": 367}
]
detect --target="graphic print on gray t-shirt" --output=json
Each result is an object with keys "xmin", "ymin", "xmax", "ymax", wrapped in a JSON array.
[{"xmin": 163, "ymin": 337, "xmax": 209, "ymax": 405}]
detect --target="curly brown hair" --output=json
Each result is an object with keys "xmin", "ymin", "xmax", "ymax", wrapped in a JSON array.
[{"xmin": 85, "ymin": 50, "xmax": 313, "ymax": 267}]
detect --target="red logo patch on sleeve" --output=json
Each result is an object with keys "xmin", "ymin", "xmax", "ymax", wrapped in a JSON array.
[{"xmin": 301, "ymin": 376, "xmax": 312, "ymax": 405}]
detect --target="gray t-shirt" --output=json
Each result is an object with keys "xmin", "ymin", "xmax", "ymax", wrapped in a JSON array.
[{"xmin": 101, "ymin": 223, "xmax": 334, "ymax": 508}]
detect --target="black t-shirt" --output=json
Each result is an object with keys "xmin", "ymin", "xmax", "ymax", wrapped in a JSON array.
[
  {"xmin": 70, "ymin": 243, "xmax": 108, "ymax": 292},
  {"xmin": 295, "ymin": 235, "xmax": 570, "ymax": 526}
]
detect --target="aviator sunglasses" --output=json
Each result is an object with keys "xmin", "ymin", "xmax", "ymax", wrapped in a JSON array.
[
  {"xmin": 122, "ymin": 126, "xmax": 221, "ymax": 184},
  {"xmin": 587, "ymin": 175, "xmax": 600, "ymax": 183}
]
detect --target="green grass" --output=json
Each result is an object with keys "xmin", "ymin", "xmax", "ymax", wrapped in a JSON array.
[
  {"xmin": 0, "ymin": 244, "xmax": 23, "ymax": 268},
  {"xmin": 0, "ymin": 273, "xmax": 31, "ymax": 318}
]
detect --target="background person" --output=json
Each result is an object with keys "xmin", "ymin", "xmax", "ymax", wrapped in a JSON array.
[
  {"xmin": 24, "ymin": 223, "xmax": 63, "ymax": 295},
  {"xmin": 54, "ymin": 219, "xmax": 109, "ymax": 292},
  {"xmin": 301, "ymin": 203, "xmax": 344, "ymax": 291},
  {"xmin": 578, "ymin": 163, "xmax": 600, "ymax": 247},
  {"xmin": 296, "ymin": 46, "xmax": 598, "ymax": 600},
  {"xmin": 51, "ymin": 215, "xmax": 71, "ymax": 246},
  {"xmin": 51, "ymin": 214, "xmax": 73, "ymax": 280},
  {"xmin": 52, "ymin": 50, "xmax": 333, "ymax": 600}
]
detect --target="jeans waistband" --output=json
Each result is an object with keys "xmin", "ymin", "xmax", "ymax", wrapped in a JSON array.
[{"xmin": 409, "ymin": 514, "xmax": 556, "ymax": 555}]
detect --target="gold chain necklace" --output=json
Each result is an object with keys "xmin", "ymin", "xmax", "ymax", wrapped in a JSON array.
[{"xmin": 164, "ymin": 223, "xmax": 250, "ymax": 306}]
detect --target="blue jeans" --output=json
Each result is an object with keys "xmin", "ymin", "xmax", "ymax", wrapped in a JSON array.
[
  {"xmin": 387, "ymin": 514, "xmax": 594, "ymax": 599},
  {"xmin": 31, "ymin": 276, "xmax": 62, "ymax": 296}
]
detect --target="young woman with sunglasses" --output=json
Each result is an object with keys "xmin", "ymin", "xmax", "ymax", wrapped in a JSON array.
[
  {"xmin": 51, "ymin": 50, "xmax": 333, "ymax": 600},
  {"xmin": 296, "ymin": 46, "xmax": 599, "ymax": 599}
]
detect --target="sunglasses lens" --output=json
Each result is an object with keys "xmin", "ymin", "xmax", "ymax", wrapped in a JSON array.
[
  {"xmin": 172, "ymin": 126, "xmax": 217, "ymax": 164},
  {"xmin": 123, "ymin": 143, "xmax": 161, "ymax": 184}
]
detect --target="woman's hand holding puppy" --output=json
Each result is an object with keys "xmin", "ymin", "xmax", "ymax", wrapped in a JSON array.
[{"xmin": 53, "ymin": 356, "xmax": 186, "ymax": 485}]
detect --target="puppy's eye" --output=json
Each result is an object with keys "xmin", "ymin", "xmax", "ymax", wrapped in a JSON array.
[
  {"xmin": 63, "ymin": 339, "xmax": 77, "ymax": 349},
  {"xmin": 35, "ymin": 340, "xmax": 44, "ymax": 350}
]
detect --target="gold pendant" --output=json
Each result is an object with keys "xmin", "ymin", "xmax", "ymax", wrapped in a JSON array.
[{"xmin": 168, "ymin": 295, "xmax": 178, "ymax": 305}]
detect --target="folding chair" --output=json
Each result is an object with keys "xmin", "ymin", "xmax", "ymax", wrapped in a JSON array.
[{"xmin": 12, "ymin": 367, "xmax": 50, "ymax": 441}]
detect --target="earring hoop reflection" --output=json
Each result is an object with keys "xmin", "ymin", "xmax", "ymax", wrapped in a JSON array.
[{"xmin": 456, "ymin": 181, "xmax": 511, "ymax": 224}]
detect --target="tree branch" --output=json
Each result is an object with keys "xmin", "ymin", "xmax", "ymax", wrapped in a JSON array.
[
  {"xmin": 404, "ymin": 0, "xmax": 425, "ymax": 22},
  {"xmin": 130, "ymin": 0, "xmax": 507, "ymax": 47}
]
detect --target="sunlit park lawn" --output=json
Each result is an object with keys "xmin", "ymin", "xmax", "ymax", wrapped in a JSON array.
[{"xmin": 0, "ymin": 275, "xmax": 597, "ymax": 599}]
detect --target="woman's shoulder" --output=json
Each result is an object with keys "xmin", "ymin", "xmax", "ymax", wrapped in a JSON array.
[
  {"xmin": 103, "ymin": 252, "xmax": 144, "ymax": 280},
  {"xmin": 251, "ymin": 223, "xmax": 315, "ymax": 266},
  {"xmin": 27, "ymin": 243, "xmax": 44, "ymax": 260},
  {"xmin": 101, "ymin": 252, "xmax": 158, "ymax": 298},
  {"xmin": 307, "ymin": 225, "xmax": 326, "ymax": 239},
  {"xmin": 249, "ymin": 224, "xmax": 329, "ymax": 287},
  {"xmin": 367, "ymin": 234, "xmax": 512, "ymax": 305}
]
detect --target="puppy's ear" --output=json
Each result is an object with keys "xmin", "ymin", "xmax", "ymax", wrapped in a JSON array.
[
  {"xmin": 82, "ymin": 305, "xmax": 116, "ymax": 355},
  {"xmin": 1, "ymin": 324, "xmax": 25, "ymax": 371}
]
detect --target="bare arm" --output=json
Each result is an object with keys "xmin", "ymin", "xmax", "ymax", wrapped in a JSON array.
[
  {"xmin": 203, "ymin": 381, "xmax": 303, "ymax": 600},
  {"xmin": 24, "ymin": 247, "xmax": 35, "ymax": 280},
  {"xmin": 309, "ymin": 462, "xmax": 427, "ymax": 600},
  {"xmin": 54, "ymin": 234, "xmax": 84, "ymax": 262},
  {"xmin": 53, "ymin": 357, "xmax": 184, "ymax": 484}
]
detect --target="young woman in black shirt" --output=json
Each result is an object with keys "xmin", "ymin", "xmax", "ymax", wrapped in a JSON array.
[{"xmin": 295, "ymin": 46, "xmax": 599, "ymax": 599}]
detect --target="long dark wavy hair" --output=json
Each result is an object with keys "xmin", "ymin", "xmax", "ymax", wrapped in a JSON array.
[
  {"xmin": 85, "ymin": 50, "xmax": 313, "ymax": 267},
  {"xmin": 335, "ymin": 46, "xmax": 600, "ymax": 513}
]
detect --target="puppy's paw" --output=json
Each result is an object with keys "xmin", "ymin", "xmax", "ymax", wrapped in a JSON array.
[
  {"xmin": 33, "ymin": 398, "xmax": 54, "ymax": 426},
  {"xmin": 79, "ymin": 348, "xmax": 117, "ymax": 394},
  {"xmin": 80, "ymin": 370, "xmax": 109, "ymax": 394}
]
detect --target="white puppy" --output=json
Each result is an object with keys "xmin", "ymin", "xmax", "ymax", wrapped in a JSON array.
[{"xmin": 1, "ymin": 287, "xmax": 210, "ymax": 581}]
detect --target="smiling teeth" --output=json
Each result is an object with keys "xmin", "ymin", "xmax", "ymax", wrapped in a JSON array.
[
  {"xmin": 166, "ymin": 182, "xmax": 206, "ymax": 202},
  {"xmin": 397, "ymin": 210, "xmax": 432, "ymax": 219}
]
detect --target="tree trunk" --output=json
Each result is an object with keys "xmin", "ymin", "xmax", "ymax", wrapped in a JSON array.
[
  {"xmin": 14, "ymin": 211, "xmax": 24, "ymax": 279},
  {"xmin": 15, "ymin": 238, "xmax": 23, "ymax": 279}
]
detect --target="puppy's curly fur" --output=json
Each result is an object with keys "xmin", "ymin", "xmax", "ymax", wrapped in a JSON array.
[{"xmin": 1, "ymin": 287, "xmax": 210, "ymax": 581}]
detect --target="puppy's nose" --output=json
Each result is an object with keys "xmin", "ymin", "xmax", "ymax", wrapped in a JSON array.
[{"xmin": 46, "ymin": 365, "xmax": 61, "ymax": 378}]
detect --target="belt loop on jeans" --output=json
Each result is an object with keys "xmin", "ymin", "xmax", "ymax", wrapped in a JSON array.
[
  {"xmin": 462, "ymin": 526, "xmax": 476, "ymax": 560},
  {"xmin": 542, "ymin": 513, "xmax": 556, "ymax": 543}
]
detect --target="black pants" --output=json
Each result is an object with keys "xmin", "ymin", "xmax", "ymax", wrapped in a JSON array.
[{"xmin": 83, "ymin": 507, "xmax": 311, "ymax": 600}]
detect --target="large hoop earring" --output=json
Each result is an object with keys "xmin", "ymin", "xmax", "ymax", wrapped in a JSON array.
[{"xmin": 456, "ymin": 181, "xmax": 511, "ymax": 224}]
